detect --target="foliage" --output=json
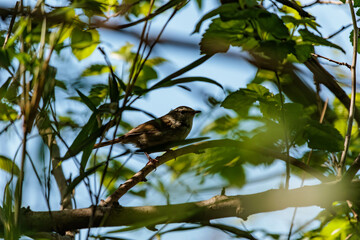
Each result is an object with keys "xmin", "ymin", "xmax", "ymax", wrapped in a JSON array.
[{"xmin": 0, "ymin": 0, "xmax": 359, "ymax": 239}]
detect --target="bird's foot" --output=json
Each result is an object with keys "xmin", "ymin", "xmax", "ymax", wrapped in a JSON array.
[{"xmin": 145, "ymin": 152, "xmax": 159, "ymax": 166}]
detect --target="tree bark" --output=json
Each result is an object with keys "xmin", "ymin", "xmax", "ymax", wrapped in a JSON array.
[{"xmin": 10, "ymin": 180, "xmax": 360, "ymax": 234}]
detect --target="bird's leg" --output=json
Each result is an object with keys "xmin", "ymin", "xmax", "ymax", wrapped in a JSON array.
[{"xmin": 145, "ymin": 152, "xmax": 159, "ymax": 165}]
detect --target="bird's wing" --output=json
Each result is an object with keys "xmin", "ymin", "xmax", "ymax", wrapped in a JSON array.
[{"xmin": 124, "ymin": 119, "xmax": 163, "ymax": 137}]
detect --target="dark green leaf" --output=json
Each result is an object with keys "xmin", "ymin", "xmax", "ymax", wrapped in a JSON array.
[
  {"xmin": 354, "ymin": 0, "xmax": 360, "ymax": 7},
  {"xmin": 222, "ymin": 84, "xmax": 271, "ymax": 114},
  {"xmin": 304, "ymin": 121, "xmax": 344, "ymax": 152},
  {"xmin": 0, "ymin": 77, "xmax": 12, "ymax": 100},
  {"xmin": 257, "ymin": 12, "xmax": 289, "ymax": 39},
  {"xmin": 299, "ymin": 29, "xmax": 345, "ymax": 53},
  {"xmin": 61, "ymin": 113, "xmax": 100, "ymax": 160},
  {"xmin": 109, "ymin": 74, "xmax": 119, "ymax": 103},
  {"xmin": 294, "ymin": 44, "xmax": 314, "ymax": 62},
  {"xmin": 76, "ymin": 89, "xmax": 97, "ymax": 112},
  {"xmin": 150, "ymin": 77, "xmax": 223, "ymax": 91},
  {"xmin": 222, "ymin": 89, "xmax": 257, "ymax": 114},
  {"xmin": 0, "ymin": 49, "xmax": 11, "ymax": 68},
  {"xmin": 349, "ymin": 30, "xmax": 360, "ymax": 53},
  {"xmin": 257, "ymin": 40, "xmax": 295, "ymax": 61},
  {"xmin": 193, "ymin": 3, "xmax": 239, "ymax": 33}
]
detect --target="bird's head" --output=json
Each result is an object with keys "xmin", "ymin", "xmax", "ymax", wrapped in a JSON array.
[{"xmin": 168, "ymin": 106, "xmax": 201, "ymax": 125}]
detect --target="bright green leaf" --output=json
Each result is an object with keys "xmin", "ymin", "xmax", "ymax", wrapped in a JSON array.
[
  {"xmin": 0, "ymin": 155, "xmax": 19, "ymax": 176},
  {"xmin": 81, "ymin": 64, "xmax": 115, "ymax": 77},
  {"xmin": 71, "ymin": 28, "xmax": 100, "ymax": 60}
]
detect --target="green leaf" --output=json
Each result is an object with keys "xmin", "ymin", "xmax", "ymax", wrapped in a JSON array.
[
  {"xmin": 0, "ymin": 49, "xmax": 11, "ymax": 68},
  {"xmin": 0, "ymin": 155, "xmax": 19, "ymax": 176},
  {"xmin": 354, "ymin": 0, "xmax": 360, "ymax": 7},
  {"xmin": 136, "ymin": 65, "xmax": 158, "ymax": 88},
  {"xmin": 109, "ymin": 74, "xmax": 119, "ymax": 103},
  {"xmin": 150, "ymin": 77, "xmax": 223, "ymax": 91},
  {"xmin": 0, "ymin": 103, "xmax": 18, "ymax": 121},
  {"xmin": 76, "ymin": 89, "xmax": 97, "ymax": 112},
  {"xmin": 294, "ymin": 44, "xmax": 314, "ymax": 62},
  {"xmin": 349, "ymin": 30, "xmax": 360, "ymax": 53},
  {"xmin": 304, "ymin": 121, "xmax": 344, "ymax": 152},
  {"xmin": 222, "ymin": 84, "xmax": 272, "ymax": 114},
  {"xmin": 257, "ymin": 12, "xmax": 289, "ymax": 39},
  {"xmin": 221, "ymin": 89, "xmax": 258, "ymax": 114},
  {"xmin": 257, "ymin": 40, "xmax": 295, "ymax": 61},
  {"xmin": 61, "ymin": 113, "xmax": 100, "ymax": 160},
  {"xmin": 193, "ymin": 3, "xmax": 239, "ymax": 33},
  {"xmin": 219, "ymin": 160, "xmax": 246, "ymax": 187},
  {"xmin": 71, "ymin": 28, "xmax": 100, "ymax": 60},
  {"xmin": 282, "ymin": 16, "xmax": 320, "ymax": 32},
  {"xmin": 299, "ymin": 29, "xmax": 345, "ymax": 53},
  {"xmin": 247, "ymin": 83, "xmax": 270, "ymax": 97},
  {"xmin": 0, "ymin": 77, "xmax": 12, "ymax": 100},
  {"xmin": 200, "ymin": 18, "xmax": 246, "ymax": 54},
  {"xmin": 81, "ymin": 64, "xmax": 114, "ymax": 77}
]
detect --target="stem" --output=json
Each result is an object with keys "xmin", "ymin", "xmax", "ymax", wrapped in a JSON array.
[
  {"xmin": 339, "ymin": 1, "xmax": 358, "ymax": 175},
  {"xmin": 275, "ymin": 72, "xmax": 290, "ymax": 189},
  {"xmin": 14, "ymin": 124, "xmax": 27, "ymax": 226}
]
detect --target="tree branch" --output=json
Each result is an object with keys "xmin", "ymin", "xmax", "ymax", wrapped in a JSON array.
[
  {"xmin": 305, "ymin": 56, "xmax": 360, "ymax": 125},
  {"xmin": 100, "ymin": 139, "xmax": 329, "ymax": 206},
  {"xmin": 12, "ymin": 181, "xmax": 360, "ymax": 233}
]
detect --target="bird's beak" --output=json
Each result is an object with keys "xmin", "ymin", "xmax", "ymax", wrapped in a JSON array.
[{"xmin": 194, "ymin": 110, "xmax": 201, "ymax": 114}]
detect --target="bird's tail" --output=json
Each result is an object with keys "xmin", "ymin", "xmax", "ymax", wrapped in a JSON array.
[{"xmin": 93, "ymin": 136, "xmax": 125, "ymax": 149}]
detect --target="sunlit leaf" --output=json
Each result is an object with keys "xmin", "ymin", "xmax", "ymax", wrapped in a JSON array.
[
  {"xmin": 71, "ymin": 28, "xmax": 100, "ymax": 60},
  {"xmin": 0, "ymin": 155, "xmax": 19, "ymax": 176},
  {"xmin": 81, "ymin": 64, "xmax": 115, "ymax": 77}
]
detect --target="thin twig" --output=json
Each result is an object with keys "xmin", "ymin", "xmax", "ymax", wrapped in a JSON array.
[
  {"xmin": 311, "ymin": 53, "xmax": 351, "ymax": 69},
  {"xmin": 303, "ymin": 0, "xmax": 344, "ymax": 8},
  {"xmin": 2, "ymin": 1, "xmax": 19, "ymax": 48},
  {"xmin": 326, "ymin": 20, "xmax": 360, "ymax": 39},
  {"xmin": 339, "ymin": 1, "xmax": 358, "ymax": 175}
]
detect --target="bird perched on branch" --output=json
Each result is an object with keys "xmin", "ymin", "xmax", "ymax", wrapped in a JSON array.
[{"xmin": 94, "ymin": 106, "xmax": 201, "ymax": 162}]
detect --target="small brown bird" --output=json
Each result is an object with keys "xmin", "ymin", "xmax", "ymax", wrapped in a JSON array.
[{"xmin": 94, "ymin": 106, "xmax": 201, "ymax": 161}]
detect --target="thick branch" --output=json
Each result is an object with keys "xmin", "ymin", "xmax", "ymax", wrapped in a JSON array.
[
  {"xmin": 305, "ymin": 56, "xmax": 360, "ymax": 125},
  {"xmin": 14, "ymin": 181, "xmax": 360, "ymax": 233},
  {"xmin": 100, "ymin": 139, "xmax": 329, "ymax": 206}
]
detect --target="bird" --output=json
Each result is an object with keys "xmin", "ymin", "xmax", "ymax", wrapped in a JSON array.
[{"xmin": 94, "ymin": 106, "xmax": 201, "ymax": 163}]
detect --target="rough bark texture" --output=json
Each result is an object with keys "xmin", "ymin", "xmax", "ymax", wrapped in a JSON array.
[{"xmin": 10, "ymin": 181, "xmax": 360, "ymax": 234}]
